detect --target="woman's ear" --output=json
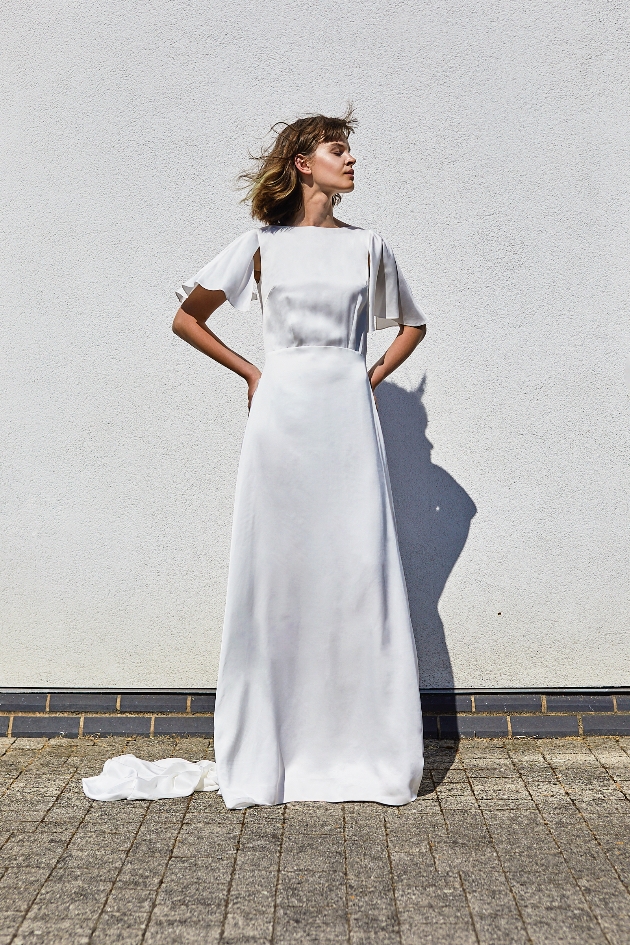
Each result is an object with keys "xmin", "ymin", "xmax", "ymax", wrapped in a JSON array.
[{"xmin": 294, "ymin": 153, "xmax": 312, "ymax": 176}]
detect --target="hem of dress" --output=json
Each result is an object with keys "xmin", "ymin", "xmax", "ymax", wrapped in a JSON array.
[{"xmin": 221, "ymin": 789, "xmax": 422, "ymax": 810}]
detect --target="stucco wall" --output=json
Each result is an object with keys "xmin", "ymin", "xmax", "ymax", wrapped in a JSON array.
[{"xmin": 1, "ymin": 0, "xmax": 628, "ymax": 688}]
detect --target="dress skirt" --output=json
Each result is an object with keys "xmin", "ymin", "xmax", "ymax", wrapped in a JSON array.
[{"xmin": 214, "ymin": 345, "xmax": 424, "ymax": 809}]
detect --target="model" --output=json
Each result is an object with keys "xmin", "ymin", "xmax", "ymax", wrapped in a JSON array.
[{"xmin": 83, "ymin": 111, "xmax": 427, "ymax": 809}]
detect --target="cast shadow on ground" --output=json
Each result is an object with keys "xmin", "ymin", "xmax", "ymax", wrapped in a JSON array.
[
  {"xmin": 417, "ymin": 742, "xmax": 460, "ymax": 797},
  {"xmin": 377, "ymin": 377, "xmax": 477, "ymax": 792}
]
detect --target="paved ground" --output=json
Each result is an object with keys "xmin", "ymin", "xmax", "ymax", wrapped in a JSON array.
[{"xmin": 1, "ymin": 736, "xmax": 630, "ymax": 945}]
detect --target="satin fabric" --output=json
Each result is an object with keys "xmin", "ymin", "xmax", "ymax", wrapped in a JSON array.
[
  {"xmin": 82, "ymin": 755, "xmax": 218, "ymax": 801},
  {"xmin": 175, "ymin": 225, "xmax": 427, "ymax": 337},
  {"xmin": 85, "ymin": 225, "xmax": 426, "ymax": 808}
]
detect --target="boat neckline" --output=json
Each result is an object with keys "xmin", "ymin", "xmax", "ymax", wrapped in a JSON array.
[{"xmin": 268, "ymin": 224, "xmax": 360, "ymax": 231}]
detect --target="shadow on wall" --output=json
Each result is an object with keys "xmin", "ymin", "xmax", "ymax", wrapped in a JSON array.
[{"xmin": 377, "ymin": 377, "xmax": 477, "ymax": 691}]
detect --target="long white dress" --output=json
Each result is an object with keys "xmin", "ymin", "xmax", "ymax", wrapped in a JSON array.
[{"xmin": 83, "ymin": 224, "xmax": 426, "ymax": 809}]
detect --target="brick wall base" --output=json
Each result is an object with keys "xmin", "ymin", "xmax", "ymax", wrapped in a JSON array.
[{"xmin": 1, "ymin": 689, "xmax": 629, "ymax": 739}]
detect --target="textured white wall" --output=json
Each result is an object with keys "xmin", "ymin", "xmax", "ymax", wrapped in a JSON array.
[{"xmin": 1, "ymin": 0, "xmax": 628, "ymax": 688}]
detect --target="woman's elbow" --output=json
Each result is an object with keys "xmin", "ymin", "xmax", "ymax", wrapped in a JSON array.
[{"xmin": 172, "ymin": 308, "xmax": 187, "ymax": 338}]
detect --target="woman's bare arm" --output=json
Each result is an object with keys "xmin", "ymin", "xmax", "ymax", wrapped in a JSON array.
[
  {"xmin": 172, "ymin": 248, "xmax": 262, "ymax": 408},
  {"xmin": 368, "ymin": 324, "xmax": 426, "ymax": 389}
]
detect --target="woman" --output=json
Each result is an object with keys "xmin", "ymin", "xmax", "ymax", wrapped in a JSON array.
[{"xmin": 83, "ymin": 111, "xmax": 427, "ymax": 809}]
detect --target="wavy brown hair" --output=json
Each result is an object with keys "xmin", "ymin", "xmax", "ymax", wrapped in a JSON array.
[{"xmin": 239, "ymin": 109, "xmax": 357, "ymax": 226}]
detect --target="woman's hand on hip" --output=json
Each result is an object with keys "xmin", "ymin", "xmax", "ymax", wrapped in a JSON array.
[{"xmin": 247, "ymin": 371, "xmax": 262, "ymax": 411}]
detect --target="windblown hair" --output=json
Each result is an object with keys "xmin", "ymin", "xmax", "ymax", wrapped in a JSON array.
[{"xmin": 239, "ymin": 108, "xmax": 357, "ymax": 226}]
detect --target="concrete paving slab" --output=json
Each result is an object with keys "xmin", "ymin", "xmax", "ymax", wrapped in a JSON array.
[{"xmin": 0, "ymin": 736, "xmax": 629, "ymax": 943}]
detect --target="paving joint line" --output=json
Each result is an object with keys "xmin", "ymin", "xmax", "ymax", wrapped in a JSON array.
[
  {"xmin": 536, "ymin": 742, "xmax": 630, "ymax": 899},
  {"xmin": 8, "ymin": 793, "xmax": 97, "ymax": 945},
  {"xmin": 460, "ymin": 755, "xmax": 534, "ymax": 945},
  {"xmin": 617, "ymin": 737, "xmax": 630, "ymax": 765},
  {"xmin": 426, "ymin": 758, "xmax": 455, "ymax": 859},
  {"xmin": 82, "ymin": 735, "xmax": 153, "ymax": 940},
  {"xmin": 458, "ymin": 871, "xmax": 481, "ymax": 944},
  {"xmin": 270, "ymin": 804, "xmax": 287, "ymax": 945},
  {"xmin": 429, "ymin": 768, "xmax": 451, "ymax": 834},
  {"xmin": 584, "ymin": 738, "xmax": 630, "ymax": 802},
  {"xmin": 341, "ymin": 804, "xmax": 351, "ymax": 945},
  {"xmin": 85, "ymin": 797, "xmax": 153, "ymax": 944},
  {"xmin": 137, "ymin": 793, "xmax": 194, "ymax": 944},
  {"xmin": 540, "ymin": 741, "xmax": 630, "ymax": 891},
  {"xmin": 383, "ymin": 811, "xmax": 403, "ymax": 945},
  {"xmin": 218, "ymin": 808, "xmax": 247, "ymax": 945},
  {"xmin": 0, "ymin": 739, "xmax": 51, "ymax": 803},
  {"xmin": 506, "ymin": 743, "xmax": 616, "ymax": 944},
  {"xmin": 38, "ymin": 754, "xmax": 87, "ymax": 828},
  {"xmin": 0, "ymin": 737, "xmax": 16, "ymax": 757}
]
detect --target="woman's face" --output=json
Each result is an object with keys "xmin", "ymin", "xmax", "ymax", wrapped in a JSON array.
[{"xmin": 295, "ymin": 138, "xmax": 356, "ymax": 194}]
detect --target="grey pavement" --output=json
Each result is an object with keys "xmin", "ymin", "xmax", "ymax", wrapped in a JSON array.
[{"xmin": 1, "ymin": 736, "xmax": 630, "ymax": 945}]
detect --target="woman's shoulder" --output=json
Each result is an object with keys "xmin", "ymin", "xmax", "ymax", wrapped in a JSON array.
[
  {"xmin": 336, "ymin": 225, "xmax": 387, "ymax": 245},
  {"xmin": 232, "ymin": 227, "xmax": 262, "ymax": 240},
  {"xmin": 214, "ymin": 228, "xmax": 261, "ymax": 255},
  {"xmin": 334, "ymin": 220, "xmax": 366, "ymax": 232},
  {"xmin": 214, "ymin": 227, "xmax": 261, "ymax": 246}
]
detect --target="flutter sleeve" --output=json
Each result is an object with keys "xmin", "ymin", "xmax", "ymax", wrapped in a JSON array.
[
  {"xmin": 175, "ymin": 229, "xmax": 260, "ymax": 311},
  {"xmin": 368, "ymin": 232, "xmax": 427, "ymax": 332}
]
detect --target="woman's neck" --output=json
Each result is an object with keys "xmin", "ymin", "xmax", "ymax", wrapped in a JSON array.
[{"xmin": 290, "ymin": 191, "xmax": 340, "ymax": 228}]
